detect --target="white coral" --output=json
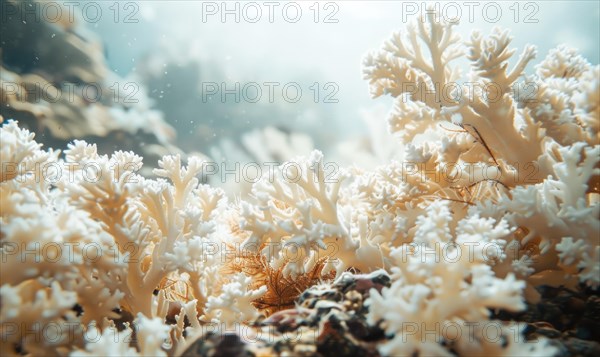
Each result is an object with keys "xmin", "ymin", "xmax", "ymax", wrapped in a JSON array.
[
  {"xmin": 202, "ymin": 273, "xmax": 267, "ymax": 329},
  {"xmin": 1, "ymin": 6, "xmax": 598, "ymax": 357}
]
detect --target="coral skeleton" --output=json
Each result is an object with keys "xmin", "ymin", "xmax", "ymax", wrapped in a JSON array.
[{"xmin": 1, "ymin": 8, "xmax": 599, "ymax": 357}]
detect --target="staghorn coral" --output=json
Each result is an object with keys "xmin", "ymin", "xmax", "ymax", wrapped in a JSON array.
[
  {"xmin": 1, "ymin": 8, "xmax": 599, "ymax": 357},
  {"xmin": 0, "ymin": 120, "xmax": 228, "ymax": 355},
  {"xmin": 361, "ymin": 10, "xmax": 599, "ymax": 294},
  {"xmin": 365, "ymin": 201, "xmax": 554, "ymax": 356}
]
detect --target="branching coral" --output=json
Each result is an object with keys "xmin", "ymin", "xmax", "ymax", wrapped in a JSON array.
[
  {"xmin": 238, "ymin": 150, "xmax": 387, "ymax": 278},
  {"xmin": 353, "ymin": 9, "xmax": 598, "ymax": 356},
  {"xmin": 1, "ymin": 7, "xmax": 598, "ymax": 357},
  {"xmin": 0, "ymin": 121, "xmax": 229, "ymax": 355},
  {"xmin": 365, "ymin": 201, "xmax": 557, "ymax": 356},
  {"xmin": 202, "ymin": 273, "xmax": 267, "ymax": 329},
  {"xmin": 362, "ymin": 9, "xmax": 599, "ymax": 296}
]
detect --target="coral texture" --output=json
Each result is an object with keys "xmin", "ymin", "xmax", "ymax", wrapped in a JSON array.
[{"xmin": 1, "ymin": 9, "xmax": 598, "ymax": 357}]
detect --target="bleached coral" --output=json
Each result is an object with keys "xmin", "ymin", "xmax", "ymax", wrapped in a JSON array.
[
  {"xmin": 1, "ymin": 7, "xmax": 598, "ymax": 357},
  {"xmin": 238, "ymin": 150, "xmax": 389, "ymax": 278},
  {"xmin": 365, "ymin": 202, "xmax": 558, "ymax": 356},
  {"xmin": 362, "ymin": 10, "xmax": 599, "ymax": 296},
  {"xmin": 202, "ymin": 273, "xmax": 267, "ymax": 329},
  {"xmin": 354, "ymin": 9, "xmax": 597, "ymax": 356},
  {"xmin": 0, "ymin": 120, "xmax": 231, "ymax": 355}
]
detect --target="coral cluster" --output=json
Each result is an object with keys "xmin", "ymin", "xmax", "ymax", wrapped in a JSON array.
[{"xmin": 1, "ymin": 9, "xmax": 598, "ymax": 357}]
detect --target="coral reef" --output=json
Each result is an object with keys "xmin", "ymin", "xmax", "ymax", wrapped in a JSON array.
[{"xmin": 1, "ymin": 8, "xmax": 598, "ymax": 357}]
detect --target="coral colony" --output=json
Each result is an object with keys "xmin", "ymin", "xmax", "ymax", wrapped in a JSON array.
[{"xmin": 1, "ymin": 8, "xmax": 599, "ymax": 357}]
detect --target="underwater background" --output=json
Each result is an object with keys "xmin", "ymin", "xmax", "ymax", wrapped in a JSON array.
[
  {"xmin": 3, "ymin": 0, "xmax": 599, "ymax": 180},
  {"xmin": 95, "ymin": 0, "xmax": 600, "ymax": 148}
]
